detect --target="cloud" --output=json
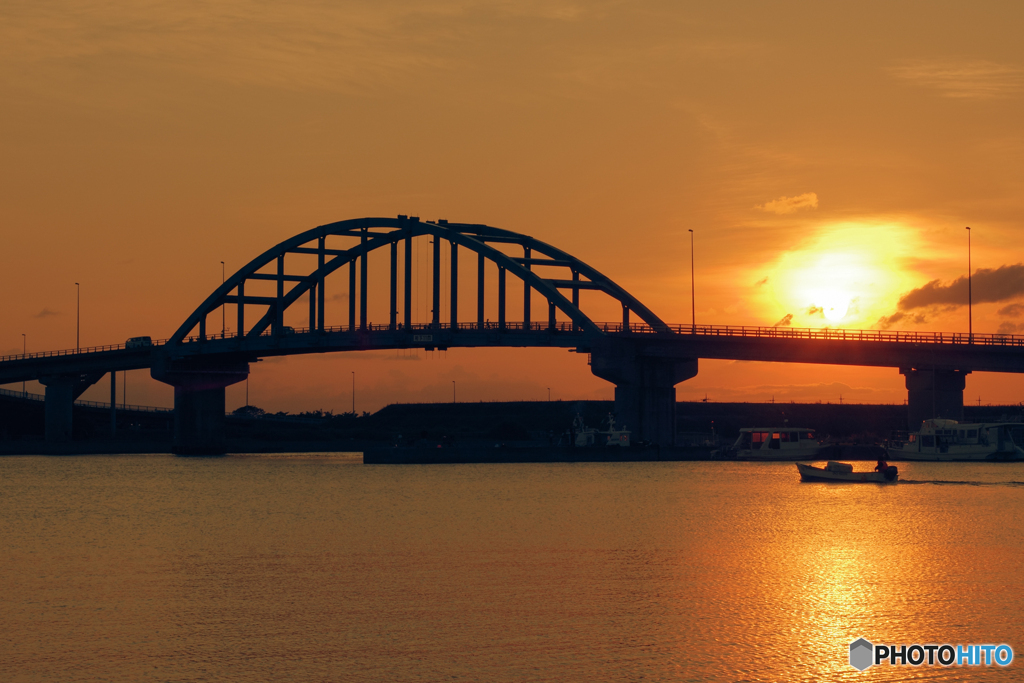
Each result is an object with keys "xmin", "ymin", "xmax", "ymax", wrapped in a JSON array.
[
  {"xmin": 756, "ymin": 192, "xmax": 818, "ymax": 215},
  {"xmin": 34, "ymin": 308, "xmax": 59, "ymax": 318},
  {"xmin": 998, "ymin": 322, "xmax": 1023, "ymax": 334},
  {"xmin": 0, "ymin": 1, "xmax": 592, "ymax": 102},
  {"xmin": 896, "ymin": 264, "xmax": 1024, "ymax": 311},
  {"xmin": 888, "ymin": 59, "xmax": 1024, "ymax": 99},
  {"xmin": 755, "ymin": 276, "xmax": 768, "ymax": 287},
  {"xmin": 773, "ymin": 313, "xmax": 793, "ymax": 327},
  {"xmin": 806, "ymin": 305, "xmax": 823, "ymax": 317},
  {"xmin": 875, "ymin": 311, "xmax": 927, "ymax": 330},
  {"xmin": 998, "ymin": 303, "xmax": 1024, "ymax": 318}
]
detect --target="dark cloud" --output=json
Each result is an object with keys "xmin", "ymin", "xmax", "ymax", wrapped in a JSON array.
[
  {"xmin": 876, "ymin": 311, "xmax": 928, "ymax": 330},
  {"xmin": 806, "ymin": 305, "xmax": 823, "ymax": 316},
  {"xmin": 879, "ymin": 311, "xmax": 905, "ymax": 327},
  {"xmin": 877, "ymin": 263, "xmax": 1024, "ymax": 328},
  {"xmin": 34, "ymin": 308, "xmax": 59, "ymax": 318},
  {"xmin": 755, "ymin": 277, "xmax": 768, "ymax": 287},
  {"xmin": 998, "ymin": 322, "xmax": 1023, "ymax": 334},
  {"xmin": 774, "ymin": 313, "xmax": 793, "ymax": 327},
  {"xmin": 897, "ymin": 264, "xmax": 1024, "ymax": 311},
  {"xmin": 998, "ymin": 302, "xmax": 1024, "ymax": 318}
]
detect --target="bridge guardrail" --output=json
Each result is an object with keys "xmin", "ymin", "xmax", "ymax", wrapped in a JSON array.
[
  {"xmin": 0, "ymin": 338, "xmax": 170, "ymax": 363},
  {"xmin": 659, "ymin": 324, "xmax": 1024, "ymax": 347},
  {"xmin": 0, "ymin": 387, "xmax": 173, "ymax": 412},
  {"xmin": 6, "ymin": 322, "xmax": 1024, "ymax": 363}
]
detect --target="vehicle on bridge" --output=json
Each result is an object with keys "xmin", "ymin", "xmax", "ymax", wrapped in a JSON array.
[
  {"xmin": 887, "ymin": 418, "xmax": 1024, "ymax": 461},
  {"xmin": 731, "ymin": 427, "xmax": 823, "ymax": 460},
  {"xmin": 125, "ymin": 336, "xmax": 152, "ymax": 348}
]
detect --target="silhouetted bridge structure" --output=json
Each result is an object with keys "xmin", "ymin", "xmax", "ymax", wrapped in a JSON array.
[{"xmin": 4, "ymin": 216, "xmax": 1024, "ymax": 453}]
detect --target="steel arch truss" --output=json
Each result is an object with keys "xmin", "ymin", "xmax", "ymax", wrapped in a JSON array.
[{"xmin": 167, "ymin": 216, "xmax": 669, "ymax": 346}]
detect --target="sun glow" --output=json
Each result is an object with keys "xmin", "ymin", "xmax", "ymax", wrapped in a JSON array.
[{"xmin": 761, "ymin": 222, "xmax": 922, "ymax": 328}]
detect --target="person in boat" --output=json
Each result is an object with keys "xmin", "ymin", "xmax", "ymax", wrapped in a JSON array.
[{"xmin": 874, "ymin": 457, "xmax": 889, "ymax": 472}]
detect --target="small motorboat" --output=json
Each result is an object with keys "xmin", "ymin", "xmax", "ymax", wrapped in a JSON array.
[{"xmin": 796, "ymin": 461, "xmax": 898, "ymax": 483}]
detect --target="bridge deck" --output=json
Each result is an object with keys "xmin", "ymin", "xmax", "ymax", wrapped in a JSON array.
[{"xmin": 3, "ymin": 323, "xmax": 1024, "ymax": 385}]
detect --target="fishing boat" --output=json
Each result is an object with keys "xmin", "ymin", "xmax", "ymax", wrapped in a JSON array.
[
  {"xmin": 797, "ymin": 461, "xmax": 898, "ymax": 483},
  {"xmin": 886, "ymin": 418, "xmax": 1024, "ymax": 461},
  {"xmin": 570, "ymin": 413, "xmax": 631, "ymax": 447},
  {"xmin": 731, "ymin": 427, "xmax": 823, "ymax": 460}
]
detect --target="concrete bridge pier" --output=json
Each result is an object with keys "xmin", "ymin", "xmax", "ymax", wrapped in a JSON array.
[
  {"xmin": 901, "ymin": 367, "xmax": 970, "ymax": 431},
  {"xmin": 39, "ymin": 373, "xmax": 104, "ymax": 443},
  {"xmin": 152, "ymin": 357, "xmax": 249, "ymax": 455},
  {"xmin": 40, "ymin": 378, "xmax": 74, "ymax": 442},
  {"xmin": 589, "ymin": 339, "xmax": 698, "ymax": 446},
  {"xmin": 173, "ymin": 386, "xmax": 230, "ymax": 455}
]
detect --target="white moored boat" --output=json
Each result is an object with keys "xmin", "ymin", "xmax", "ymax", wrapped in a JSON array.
[
  {"xmin": 797, "ymin": 461, "xmax": 898, "ymax": 483},
  {"xmin": 886, "ymin": 418, "xmax": 1024, "ymax": 461},
  {"xmin": 570, "ymin": 414, "xmax": 631, "ymax": 447},
  {"xmin": 732, "ymin": 427, "xmax": 823, "ymax": 460}
]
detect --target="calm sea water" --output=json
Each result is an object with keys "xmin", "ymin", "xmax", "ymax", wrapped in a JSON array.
[{"xmin": 2, "ymin": 455, "xmax": 1022, "ymax": 682}]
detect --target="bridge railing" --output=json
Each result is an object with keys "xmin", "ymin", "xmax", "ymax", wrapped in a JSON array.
[
  {"xmin": 0, "ymin": 387, "xmax": 172, "ymax": 412},
  {"xmin": 8, "ymin": 322, "xmax": 1024, "ymax": 362},
  {"xmin": 0, "ymin": 338, "xmax": 170, "ymax": 363},
  {"xmin": 662, "ymin": 324, "xmax": 1024, "ymax": 347}
]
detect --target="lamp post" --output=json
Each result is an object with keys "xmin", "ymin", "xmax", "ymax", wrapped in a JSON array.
[
  {"xmin": 75, "ymin": 282, "xmax": 80, "ymax": 352},
  {"xmin": 966, "ymin": 227, "xmax": 972, "ymax": 343},
  {"xmin": 351, "ymin": 371, "xmax": 356, "ymax": 415},
  {"xmin": 452, "ymin": 380, "xmax": 456, "ymax": 403},
  {"xmin": 547, "ymin": 387, "xmax": 551, "ymax": 402},
  {"xmin": 221, "ymin": 261, "xmax": 226, "ymax": 337},
  {"xmin": 688, "ymin": 229, "xmax": 695, "ymax": 334},
  {"xmin": 21, "ymin": 334, "xmax": 26, "ymax": 396}
]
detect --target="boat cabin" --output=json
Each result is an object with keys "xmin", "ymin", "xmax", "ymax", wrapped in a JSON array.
[
  {"xmin": 733, "ymin": 428, "xmax": 817, "ymax": 452},
  {"xmin": 896, "ymin": 418, "xmax": 1024, "ymax": 456}
]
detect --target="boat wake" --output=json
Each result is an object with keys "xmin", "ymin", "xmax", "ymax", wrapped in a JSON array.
[{"xmin": 899, "ymin": 479, "xmax": 1024, "ymax": 487}]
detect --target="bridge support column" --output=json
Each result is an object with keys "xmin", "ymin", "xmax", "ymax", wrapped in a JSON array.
[
  {"xmin": 589, "ymin": 339, "xmax": 698, "ymax": 446},
  {"xmin": 173, "ymin": 386, "xmax": 228, "ymax": 455},
  {"xmin": 40, "ymin": 378, "xmax": 74, "ymax": 442},
  {"xmin": 901, "ymin": 368, "xmax": 970, "ymax": 431},
  {"xmin": 39, "ymin": 372, "xmax": 104, "ymax": 443},
  {"xmin": 152, "ymin": 357, "xmax": 249, "ymax": 456}
]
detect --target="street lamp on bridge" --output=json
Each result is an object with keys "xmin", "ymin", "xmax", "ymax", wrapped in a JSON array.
[
  {"xmin": 966, "ymin": 227, "xmax": 972, "ymax": 343},
  {"xmin": 688, "ymin": 229, "xmax": 695, "ymax": 334},
  {"xmin": 75, "ymin": 282, "xmax": 80, "ymax": 352},
  {"xmin": 21, "ymin": 333, "xmax": 26, "ymax": 396},
  {"xmin": 221, "ymin": 261, "xmax": 226, "ymax": 337}
]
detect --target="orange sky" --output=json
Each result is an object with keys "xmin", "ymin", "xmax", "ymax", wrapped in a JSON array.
[{"xmin": 3, "ymin": 2, "xmax": 1024, "ymax": 413}]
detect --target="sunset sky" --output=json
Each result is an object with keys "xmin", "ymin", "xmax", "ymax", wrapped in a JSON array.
[{"xmin": 3, "ymin": 1, "xmax": 1024, "ymax": 413}]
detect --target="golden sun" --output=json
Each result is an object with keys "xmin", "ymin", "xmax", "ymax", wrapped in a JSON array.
[{"xmin": 761, "ymin": 222, "xmax": 922, "ymax": 328}]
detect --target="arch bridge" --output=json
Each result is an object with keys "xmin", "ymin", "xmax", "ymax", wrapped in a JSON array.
[
  {"xmin": 155, "ymin": 215, "xmax": 694, "ymax": 453},
  {"xmin": 6, "ymin": 216, "xmax": 1024, "ymax": 453}
]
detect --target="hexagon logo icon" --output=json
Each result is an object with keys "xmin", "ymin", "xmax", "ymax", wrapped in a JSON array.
[{"xmin": 849, "ymin": 638, "xmax": 874, "ymax": 671}]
